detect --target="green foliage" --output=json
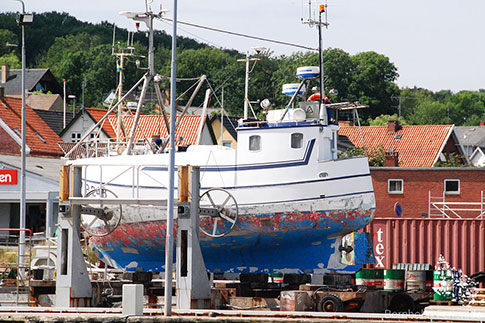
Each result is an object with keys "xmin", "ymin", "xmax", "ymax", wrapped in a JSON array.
[
  {"xmin": 349, "ymin": 51, "xmax": 400, "ymax": 118},
  {"xmin": 433, "ymin": 152, "xmax": 469, "ymax": 167},
  {"xmin": 1, "ymin": 11, "xmax": 483, "ymax": 124},
  {"xmin": 0, "ymin": 52, "xmax": 20, "ymax": 68},
  {"xmin": 367, "ymin": 114, "xmax": 408, "ymax": 126},
  {"xmin": 399, "ymin": 87, "xmax": 485, "ymax": 126},
  {"xmin": 339, "ymin": 145, "xmax": 387, "ymax": 167}
]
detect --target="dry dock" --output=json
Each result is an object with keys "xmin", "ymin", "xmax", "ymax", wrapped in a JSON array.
[{"xmin": 0, "ymin": 306, "xmax": 484, "ymax": 323}]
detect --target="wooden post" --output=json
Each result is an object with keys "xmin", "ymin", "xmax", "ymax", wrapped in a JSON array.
[
  {"xmin": 59, "ymin": 165, "xmax": 70, "ymax": 202},
  {"xmin": 179, "ymin": 166, "xmax": 189, "ymax": 202}
]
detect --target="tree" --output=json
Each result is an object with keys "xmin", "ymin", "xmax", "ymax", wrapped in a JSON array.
[
  {"xmin": 349, "ymin": 51, "xmax": 400, "ymax": 118},
  {"xmin": 407, "ymin": 99, "xmax": 450, "ymax": 125},
  {"xmin": 367, "ymin": 114, "xmax": 408, "ymax": 126}
]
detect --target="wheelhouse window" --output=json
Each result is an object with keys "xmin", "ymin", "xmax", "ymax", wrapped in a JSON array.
[
  {"xmin": 291, "ymin": 133, "xmax": 303, "ymax": 149},
  {"xmin": 249, "ymin": 135, "xmax": 261, "ymax": 151},
  {"xmin": 444, "ymin": 179, "xmax": 460, "ymax": 194},
  {"xmin": 388, "ymin": 179, "xmax": 403, "ymax": 194}
]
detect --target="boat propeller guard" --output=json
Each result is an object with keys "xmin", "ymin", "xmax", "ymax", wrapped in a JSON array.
[
  {"xmin": 80, "ymin": 188, "xmax": 123, "ymax": 237},
  {"xmin": 199, "ymin": 188, "xmax": 239, "ymax": 238}
]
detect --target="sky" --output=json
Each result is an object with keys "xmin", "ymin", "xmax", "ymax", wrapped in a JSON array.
[{"xmin": 2, "ymin": 0, "xmax": 485, "ymax": 93}]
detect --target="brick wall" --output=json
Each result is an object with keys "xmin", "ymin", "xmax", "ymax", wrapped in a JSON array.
[
  {"xmin": 371, "ymin": 168, "xmax": 485, "ymax": 218},
  {"xmin": 0, "ymin": 126, "xmax": 20, "ymax": 155}
]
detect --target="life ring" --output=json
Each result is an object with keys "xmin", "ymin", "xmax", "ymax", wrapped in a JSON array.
[{"xmin": 307, "ymin": 92, "xmax": 330, "ymax": 103}]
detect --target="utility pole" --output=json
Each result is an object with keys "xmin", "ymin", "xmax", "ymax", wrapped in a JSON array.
[{"xmin": 15, "ymin": 0, "xmax": 34, "ymax": 276}]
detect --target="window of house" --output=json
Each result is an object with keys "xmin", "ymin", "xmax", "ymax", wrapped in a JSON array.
[
  {"xmin": 291, "ymin": 133, "xmax": 303, "ymax": 149},
  {"xmin": 71, "ymin": 132, "xmax": 81, "ymax": 143},
  {"xmin": 249, "ymin": 135, "xmax": 261, "ymax": 151},
  {"xmin": 222, "ymin": 141, "xmax": 232, "ymax": 148},
  {"xmin": 388, "ymin": 179, "xmax": 403, "ymax": 194},
  {"xmin": 444, "ymin": 179, "xmax": 460, "ymax": 194}
]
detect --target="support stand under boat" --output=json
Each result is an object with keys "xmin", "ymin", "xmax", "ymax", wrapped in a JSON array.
[
  {"xmin": 176, "ymin": 166, "xmax": 211, "ymax": 309},
  {"xmin": 56, "ymin": 166, "xmax": 92, "ymax": 307}
]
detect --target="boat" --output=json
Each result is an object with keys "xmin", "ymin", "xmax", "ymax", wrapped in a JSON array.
[{"xmin": 63, "ymin": 6, "xmax": 376, "ymax": 275}]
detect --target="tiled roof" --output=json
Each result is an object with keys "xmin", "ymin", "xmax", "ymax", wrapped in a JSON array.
[
  {"xmin": 107, "ymin": 114, "xmax": 203, "ymax": 146},
  {"xmin": 339, "ymin": 125, "xmax": 454, "ymax": 167},
  {"xmin": 85, "ymin": 108, "xmax": 203, "ymax": 146},
  {"xmin": 85, "ymin": 108, "xmax": 117, "ymax": 138},
  {"xmin": 0, "ymin": 97, "xmax": 63, "ymax": 156}
]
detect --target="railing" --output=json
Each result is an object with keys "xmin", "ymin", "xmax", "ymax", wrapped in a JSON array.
[
  {"xmin": 60, "ymin": 140, "xmax": 156, "ymax": 160},
  {"xmin": 428, "ymin": 191, "xmax": 485, "ymax": 219},
  {"xmin": 0, "ymin": 228, "xmax": 33, "ymax": 306}
]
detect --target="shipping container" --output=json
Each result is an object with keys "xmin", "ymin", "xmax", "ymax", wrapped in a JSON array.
[{"xmin": 364, "ymin": 218, "xmax": 485, "ymax": 276}]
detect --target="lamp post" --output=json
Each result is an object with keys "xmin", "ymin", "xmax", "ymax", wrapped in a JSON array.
[
  {"xmin": 14, "ymin": 0, "xmax": 33, "ymax": 276},
  {"xmin": 68, "ymin": 94, "xmax": 76, "ymax": 117}
]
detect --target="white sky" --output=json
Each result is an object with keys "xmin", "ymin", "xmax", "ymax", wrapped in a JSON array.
[{"xmin": 2, "ymin": 0, "xmax": 485, "ymax": 92}]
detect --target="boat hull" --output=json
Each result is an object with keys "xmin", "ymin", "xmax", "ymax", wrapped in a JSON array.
[{"xmin": 89, "ymin": 192, "xmax": 375, "ymax": 273}]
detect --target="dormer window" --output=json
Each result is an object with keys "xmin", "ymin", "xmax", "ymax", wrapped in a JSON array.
[
  {"xmin": 249, "ymin": 135, "xmax": 261, "ymax": 151},
  {"xmin": 291, "ymin": 133, "xmax": 303, "ymax": 149}
]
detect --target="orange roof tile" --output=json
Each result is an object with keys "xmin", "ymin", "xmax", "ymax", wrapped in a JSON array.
[
  {"xmin": 85, "ymin": 108, "xmax": 117, "ymax": 138},
  {"xmin": 85, "ymin": 108, "xmax": 203, "ymax": 147},
  {"xmin": 339, "ymin": 125, "xmax": 454, "ymax": 167},
  {"xmin": 0, "ymin": 97, "xmax": 63, "ymax": 156}
]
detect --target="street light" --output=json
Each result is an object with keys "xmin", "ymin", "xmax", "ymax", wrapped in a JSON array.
[
  {"xmin": 68, "ymin": 95, "xmax": 76, "ymax": 118},
  {"xmin": 14, "ymin": 0, "xmax": 34, "ymax": 278}
]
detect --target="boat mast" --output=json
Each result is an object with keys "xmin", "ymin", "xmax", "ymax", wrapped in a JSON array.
[
  {"xmin": 237, "ymin": 50, "xmax": 262, "ymax": 120},
  {"xmin": 112, "ymin": 27, "xmax": 136, "ymax": 143},
  {"xmin": 303, "ymin": 1, "xmax": 328, "ymax": 119}
]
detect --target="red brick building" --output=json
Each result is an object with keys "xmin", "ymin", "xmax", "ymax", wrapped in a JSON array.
[{"xmin": 370, "ymin": 167, "xmax": 485, "ymax": 219}]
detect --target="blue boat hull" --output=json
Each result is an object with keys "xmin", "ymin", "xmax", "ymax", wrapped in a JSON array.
[{"xmin": 90, "ymin": 206, "xmax": 375, "ymax": 274}]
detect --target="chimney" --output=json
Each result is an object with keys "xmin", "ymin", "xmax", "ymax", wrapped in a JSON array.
[
  {"xmin": 1, "ymin": 65, "xmax": 8, "ymax": 84},
  {"xmin": 385, "ymin": 151, "xmax": 399, "ymax": 167},
  {"xmin": 338, "ymin": 120, "xmax": 354, "ymax": 127},
  {"xmin": 0, "ymin": 87, "xmax": 4, "ymax": 99},
  {"xmin": 387, "ymin": 120, "xmax": 401, "ymax": 132}
]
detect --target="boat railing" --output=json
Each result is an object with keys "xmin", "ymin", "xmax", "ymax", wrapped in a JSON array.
[
  {"xmin": 66, "ymin": 163, "xmax": 176, "ymax": 206},
  {"xmin": 60, "ymin": 139, "xmax": 155, "ymax": 160},
  {"xmin": 428, "ymin": 190, "xmax": 485, "ymax": 219}
]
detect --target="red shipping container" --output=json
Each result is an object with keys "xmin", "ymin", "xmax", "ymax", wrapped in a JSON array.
[{"xmin": 364, "ymin": 218, "xmax": 485, "ymax": 276}]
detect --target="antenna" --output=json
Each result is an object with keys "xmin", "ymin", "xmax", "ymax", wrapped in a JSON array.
[{"xmin": 302, "ymin": 1, "xmax": 329, "ymax": 120}]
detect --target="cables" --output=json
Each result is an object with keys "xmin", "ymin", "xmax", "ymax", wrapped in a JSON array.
[{"xmin": 161, "ymin": 18, "xmax": 317, "ymax": 52}]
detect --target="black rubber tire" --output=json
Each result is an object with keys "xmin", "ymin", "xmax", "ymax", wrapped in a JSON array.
[
  {"xmin": 317, "ymin": 294, "xmax": 344, "ymax": 312},
  {"xmin": 387, "ymin": 293, "xmax": 415, "ymax": 314}
]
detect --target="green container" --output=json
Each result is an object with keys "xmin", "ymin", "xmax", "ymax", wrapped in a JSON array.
[
  {"xmin": 384, "ymin": 269, "xmax": 405, "ymax": 291},
  {"xmin": 356, "ymin": 269, "xmax": 383, "ymax": 288},
  {"xmin": 433, "ymin": 270, "xmax": 452, "ymax": 301},
  {"xmin": 271, "ymin": 273, "xmax": 283, "ymax": 283}
]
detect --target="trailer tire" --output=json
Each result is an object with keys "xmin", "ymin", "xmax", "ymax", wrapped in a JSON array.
[
  {"xmin": 318, "ymin": 294, "xmax": 344, "ymax": 312},
  {"xmin": 388, "ymin": 293, "xmax": 415, "ymax": 314}
]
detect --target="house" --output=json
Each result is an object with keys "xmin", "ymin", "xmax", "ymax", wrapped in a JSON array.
[
  {"xmin": 339, "ymin": 120, "xmax": 468, "ymax": 167},
  {"xmin": 207, "ymin": 115, "xmax": 239, "ymax": 149},
  {"xmin": 59, "ymin": 108, "xmax": 215, "ymax": 157},
  {"xmin": 0, "ymin": 95, "xmax": 63, "ymax": 157},
  {"xmin": 370, "ymin": 167, "xmax": 485, "ymax": 219},
  {"xmin": 470, "ymin": 147, "xmax": 485, "ymax": 167},
  {"xmin": 1, "ymin": 65, "xmax": 62, "ymax": 97},
  {"xmin": 34, "ymin": 109, "xmax": 74, "ymax": 135},
  {"xmin": 365, "ymin": 166, "xmax": 485, "ymax": 276},
  {"xmin": 455, "ymin": 124, "xmax": 485, "ymax": 166},
  {"xmin": 0, "ymin": 154, "xmax": 63, "ymax": 238}
]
